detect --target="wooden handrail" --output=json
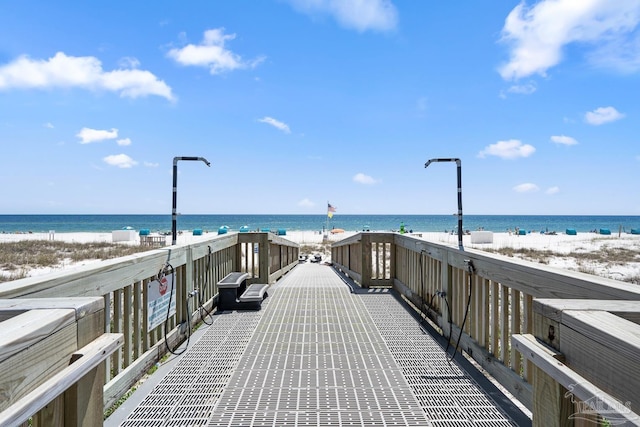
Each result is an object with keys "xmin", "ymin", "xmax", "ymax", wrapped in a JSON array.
[
  {"xmin": 512, "ymin": 334, "xmax": 640, "ymax": 426},
  {"xmin": 0, "ymin": 333, "xmax": 123, "ymax": 426}
]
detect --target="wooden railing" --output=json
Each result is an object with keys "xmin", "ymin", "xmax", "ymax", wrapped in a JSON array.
[
  {"xmin": 332, "ymin": 232, "xmax": 640, "ymax": 425},
  {"xmin": 0, "ymin": 297, "xmax": 122, "ymax": 427},
  {"xmin": 0, "ymin": 232, "xmax": 298, "ymax": 424}
]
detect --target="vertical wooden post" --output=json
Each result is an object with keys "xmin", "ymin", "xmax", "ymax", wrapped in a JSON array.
[
  {"xmin": 235, "ymin": 239, "xmax": 243, "ymax": 273},
  {"xmin": 65, "ymin": 306, "xmax": 106, "ymax": 427},
  {"xmin": 532, "ymin": 311, "xmax": 573, "ymax": 427},
  {"xmin": 361, "ymin": 234, "xmax": 372, "ymax": 288},
  {"xmin": 123, "ymin": 285, "xmax": 132, "ymax": 368},
  {"xmin": 510, "ymin": 290, "xmax": 521, "ymax": 373},
  {"xmin": 500, "ymin": 285, "xmax": 509, "ymax": 363},
  {"xmin": 441, "ymin": 252, "xmax": 451, "ymax": 339},
  {"xmin": 258, "ymin": 233, "xmax": 270, "ymax": 284},
  {"xmin": 103, "ymin": 293, "xmax": 111, "ymax": 382},
  {"xmin": 142, "ymin": 278, "xmax": 150, "ymax": 350},
  {"xmin": 532, "ymin": 365, "xmax": 573, "ymax": 427},
  {"xmin": 491, "ymin": 281, "xmax": 499, "ymax": 356},
  {"xmin": 133, "ymin": 281, "xmax": 141, "ymax": 359},
  {"xmin": 185, "ymin": 245, "xmax": 194, "ymax": 310},
  {"xmin": 112, "ymin": 289, "xmax": 122, "ymax": 376}
]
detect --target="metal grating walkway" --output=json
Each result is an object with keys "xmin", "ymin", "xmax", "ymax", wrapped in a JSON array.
[{"xmin": 117, "ymin": 264, "xmax": 526, "ymax": 427}]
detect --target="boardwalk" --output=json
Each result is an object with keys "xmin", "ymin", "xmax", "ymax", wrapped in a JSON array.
[{"xmin": 114, "ymin": 263, "xmax": 528, "ymax": 427}]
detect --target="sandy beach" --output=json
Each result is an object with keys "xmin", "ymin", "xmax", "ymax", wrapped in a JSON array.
[{"xmin": 1, "ymin": 229, "xmax": 639, "ymax": 284}]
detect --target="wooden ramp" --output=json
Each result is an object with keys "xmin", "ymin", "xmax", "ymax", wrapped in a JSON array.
[{"xmin": 115, "ymin": 264, "xmax": 528, "ymax": 427}]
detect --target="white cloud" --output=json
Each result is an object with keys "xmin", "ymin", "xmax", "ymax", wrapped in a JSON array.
[
  {"xmin": 584, "ymin": 106, "xmax": 625, "ymax": 125},
  {"xmin": 298, "ymin": 198, "xmax": 315, "ymax": 208},
  {"xmin": 117, "ymin": 137, "xmax": 132, "ymax": 146},
  {"xmin": 77, "ymin": 127, "xmax": 118, "ymax": 144},
  {"xmin": 499, "ymin": 82, "xmax": 537, "ymax": 98},
  {"xmin": 103, "ymin": 154, "xmax": 138, "ymax": 168},
  {"xmin": 258, "ymin": 116, "xmax": 291, "ymax": 133},
  {"xmin": 0, "ymin": 52, "xmax": 174, "ymax": 100},
  {"xmin": 44, "ymin": 122, "xmax": 54, "ymax": 128},
  {"xmin": 286, "ymin": 0, "xmax": 398, "ymax": 32},
  {"xmin": 514, "ymin": 183, "xmax": 539, "ymax": 193},
  {"xmin": 478, "ymin": 139, "xmax": 536, "ymax": 159},
  {"xmin": 508, "ymin": 82, "xmax": 537, "ymax": 95},
  {"xmin": 546, "ymin": 186, "xmax": 560, "ymax": 194},
  {"xmin": 167, "ymin": 28, "xmax": 265, "ymax": 74},
  {"xmin": 144, "ymin": 161, "xmax": 159, "ymax": 167},
  {"xmin": 498, "ymin": 1, "xmax": 640, "ymax": 80},
  {"xmin": 118, "ymin": 57, "xmax": 140, "ymax": 69},
  {"xmin": 353, "ymin": 173, "xmax": 378, "ymax": 184},
  {"xmin": 550, "ymin": 135, "xmax": 578, "ymax": 145}
]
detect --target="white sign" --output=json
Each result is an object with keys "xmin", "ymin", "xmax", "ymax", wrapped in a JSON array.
[{"xmin": 147, "ymin": 273, "xmax": 176, "ymax": 331}]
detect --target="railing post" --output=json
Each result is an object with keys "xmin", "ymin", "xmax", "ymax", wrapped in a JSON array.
[
  {"xmin": 235, "ymin": 238, "xmax": 243, "ymax": 272},
  {"xmin": 532, "ymin": 310, "xmax": 573, "ymax": 427},
  {"xmin": 38, "ymin": 307, "xmax": 105, "ymax": 426},
  {"xmin": 185, "ymin": 245, "xmax": 194, "ymax": 305},
  {"xmin": 441, "ymin": 252, "xmax": 451, "ymax": 340},
  {"xmin": 388, "ymin": 237, "xmax": 396, "ymax": 282},
  {"xmin": 361, "ymin": 234, "xmax": 372, "ymax": 288},
  {"xmin": 259, "ymin": 233, "xmax": 270, "ymax": 284}
]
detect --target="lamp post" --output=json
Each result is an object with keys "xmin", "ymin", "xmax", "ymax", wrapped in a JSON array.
[
  {"xmin": 425, "ymin": 158, "xmax": 464, "ymax": 251},
  {"xmin": 172, "ymin": 156, "xmax": 211, "ymax": 245}
]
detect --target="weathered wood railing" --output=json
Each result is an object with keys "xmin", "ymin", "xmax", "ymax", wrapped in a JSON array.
[
  {"xmin": 332, "ymin": 232, "xmax": 640, "ymax": 425},
  {"xmin": 0, "ymin": 231, "xmax": 298, "ymax": 424},
  {"xmin": 0, "ymin": 297, "xmax": 122, "ymax": 426}
]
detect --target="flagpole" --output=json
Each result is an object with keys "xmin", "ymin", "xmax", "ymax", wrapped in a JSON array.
[{"xmin": 325, "ymin": 201, "xmax": 330, "ymax": 237}]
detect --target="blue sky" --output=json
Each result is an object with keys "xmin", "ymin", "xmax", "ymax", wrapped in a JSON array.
[{"xmin": 1, "ymin": 0, "xmax": 639, "ymax": 215}]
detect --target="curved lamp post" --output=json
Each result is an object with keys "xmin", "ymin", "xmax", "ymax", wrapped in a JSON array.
[
  {"xmin": 425, "ymin": 158, "xmax": 464, "ymax": 251},
  {"xmin": 172, "ymin": 156, "xmax": 211, "ymax": 245}
]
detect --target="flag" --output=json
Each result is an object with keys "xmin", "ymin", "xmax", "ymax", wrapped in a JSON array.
[{"xmin": 327, "ymin": 203, "xmax": 336, "ymax": 218}]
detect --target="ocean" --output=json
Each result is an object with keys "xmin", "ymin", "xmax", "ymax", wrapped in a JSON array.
[{"xmin": 1, "ymin": 214, "xmax": 639, "ymax": 234}]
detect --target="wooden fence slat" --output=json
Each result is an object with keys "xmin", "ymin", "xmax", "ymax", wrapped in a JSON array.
[{"xmin": 123, "ymin": 285, "xmax": 132, "ymax": 368}]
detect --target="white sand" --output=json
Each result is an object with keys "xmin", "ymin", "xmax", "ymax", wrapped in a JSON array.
[{"xmin": 1, "ymin": 229, "xmax": 639, "ymax": 283}]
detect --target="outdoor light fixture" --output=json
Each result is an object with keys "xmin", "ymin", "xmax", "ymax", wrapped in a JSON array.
[
  {"xmin": 425, "ymin": 158, "xmax": 464, "ymax": 251},
  {"xmin": 172, "ymin": 156, "xmax": 211, "ymax": 245}
]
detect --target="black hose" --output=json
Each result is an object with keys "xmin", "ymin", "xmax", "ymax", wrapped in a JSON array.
[
  {"xmin": 418, "ymin": 250, "xmax": 438, "ymax": 325},
  {"xmin": 197, "ymin": 246, "xmax": 215, "ymax": 325},
  {"xmin": 163, "ymin": 263, "xmax": 191, "ymax": 356},
  {"xmin": 447, "ymin": 263, "xmax": 474, "ymax": 363}
]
